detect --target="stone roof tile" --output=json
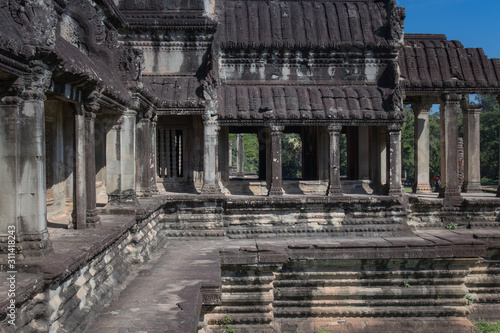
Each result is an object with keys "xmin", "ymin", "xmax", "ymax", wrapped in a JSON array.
[
  {"xmin": 220, "ymin": 0, "xmax": 394, "ymax": 50},
  {"xmin": 219, "ymin": 85, "xmax": 388, "ymax": 120},
  {"xmin": 400, "ymin": 34, "xmax": 500, "ymax": 92}
]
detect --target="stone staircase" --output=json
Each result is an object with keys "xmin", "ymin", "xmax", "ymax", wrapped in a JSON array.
[{"xmin": 198, "ymin": 237, "xmax": 491, "ymax": 333}]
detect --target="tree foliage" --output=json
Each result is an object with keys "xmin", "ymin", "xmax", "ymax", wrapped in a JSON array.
[
  {"xmin": 477, "ymin": 95, "xmax": 499, "ymax": 182},
  {"xmin": 282, "ymin": 133, "xmax": 302, "ymax": 179},
  {"xmin": 229, "ymin": 133, "xmax": 259, "ymax": 174},
  {"xmin": 401, "ymin": 105, "xmax": 441, "ymax": 182},
  {"xmin": 401, "ymin": 95, "xmax": 499, "ymax": 184},
  {"xmin": 401, "ymin": 106, "xmax": 415, "ymax": 180}
]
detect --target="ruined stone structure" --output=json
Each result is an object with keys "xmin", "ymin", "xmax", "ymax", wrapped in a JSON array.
[{"xmin": 1, "ymin": 0, "xmax": 500, "ymax": 332}]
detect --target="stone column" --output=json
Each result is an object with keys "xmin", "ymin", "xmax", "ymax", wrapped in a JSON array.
[
  {"xmin": 412, "ymin": 103, "xmax": 432, "ymax": 193},
  {"xmin": 106, "ymin": 111, "xmax": 137, "ymax": 204},
  {"xmin": 236, "ymin": 133, "xmax": 244, "ymax": 178},
  {"xmin": 439, "ymin": 94, "xmax": 462, "ymax": 204},
  {"xmin": 0, "ymin": 73, "xmax": 53, "ymax": 256},
  {"xmin": 83, "ymin": 109, "xmax": 101, "ymax": 227},
  {"xmin": 327, "ymin": 124, "xmax": 343, "ymax": 196},
  {"xmin": 72, "ymin": 110, "xmax": 87, "ymax": 229},
  {"xmin": 268, "ymin": 125, "xmax": 284, "ymax": 196},
  {"xmin": 136, "ymin": 111, "xmax": 152, "ymax": 197},
  {"xmin": 201, "ymin": 114, "xmax": 221, "ymax": 194},
  {"xmin": 462, "ymin": 103, "xmax": 482, "ymax": 193},
  {"xmin": 150, "ymin": 113, "xmax": 159, "ymax": 194},
  {"xmin": 386, "ymin": 123, "xmax": 404, "ymax": 196}
]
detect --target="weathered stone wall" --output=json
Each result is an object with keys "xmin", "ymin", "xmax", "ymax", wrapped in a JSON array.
[
  {"xmin": 407, "ymin": 197, "xmax": 500, "ymax": 229},
  {"xmin": 1, "ymin": 209, "xmax": 167, "ymax": 333},
  {"xmin": 161, "ymin": 196, "xmax": 409, "ymax": 238},
  {"xmin": 200, "ymin": 244, "xmax": 493, "ymax": 333}
]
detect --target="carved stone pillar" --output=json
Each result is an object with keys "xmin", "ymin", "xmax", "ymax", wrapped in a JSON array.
[
  {"xmin": 412, "ymin": 103, "xmax": 432, "ymax": 193},
  {"xmin": 462, "ymin": 102, "xmax": 482, "ymax": 193},
  {"xmin": 150, "ymin": 113, "xmax": 159, "ymax": 194},
  {"xmin": 327, "ymin": 124, "xmax": 343, "ymax": 196},
  {"xmin": 439, "ymin": 94, "xmax": 462, "ymax": 204},
  {"xmin": 236, "ymin": 133, "xmax": 244, "ymax": 178},
  {"xmin": 201, "ymin": 114, "xmax": 221, "ymax": 194},
  {"xmin": 136, "ymin": 111, "xmax": 152, "ymax": 198},
  {"xmin": 0, "ymin": 67, "xmax": 53, "ymax": 256},
  {"xmin": 83, "ymin": 109, "xmax": 101, "ymax": 227},
  {"xmin": 71, "ymin": 109, "xmax": 87, "ymax": 230},
  {"xmin": 268, "ymin": 125, "xmax": 284, "ymax": 196},
  {"xmin": 386, "ymin": 123, "xmax": 404, "ymax": 196},
  {"xmin": 106, "ymin": 111, "xmax": 137, "ymax": 204}
]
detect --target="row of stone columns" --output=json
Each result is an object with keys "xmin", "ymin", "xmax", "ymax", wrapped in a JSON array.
[
  {"xmin": 412, "ymin": 94, "xmax": 485, "ymax": 203},
  {"xmin": 201, "ymin": 121, "xmax": 404, "ymax": 197}
]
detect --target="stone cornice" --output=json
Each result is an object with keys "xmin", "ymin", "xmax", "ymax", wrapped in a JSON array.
[{"xmin": 121, "ymin": 10, "xmax": 217, "ymax": 31}]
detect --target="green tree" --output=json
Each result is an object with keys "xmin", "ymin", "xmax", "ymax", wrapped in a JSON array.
[
  {"xmin": 282, "ymin": 133, "xmax": 302, "ymax": 179},
  {"xmin": 477, "ymin": 95, "xmax": 499, "ymax": 182},
  {"xmin": 428, "ymin": 110, "xmax": 441, "ymax": 180},
  {"xmin": 401, "ymin": 106, "xmax": 415, "ymax": 181},
  {"xmin": 229, "ymin": 133, "xmax": 260, "ymax": 175},
  {"xmin": 402, "ymin": 105, "xmax": 441, "ymax": 184}
]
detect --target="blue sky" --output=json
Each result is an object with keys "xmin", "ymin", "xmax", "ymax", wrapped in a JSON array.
[{"xmin": 397, "ymin": 0, "xmax": 500, "ymax": 59}]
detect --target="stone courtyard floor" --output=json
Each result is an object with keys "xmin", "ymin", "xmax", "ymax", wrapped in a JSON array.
[{"xmin": 81, "ymin": 230, "xmax": 499, "ymax": 333}]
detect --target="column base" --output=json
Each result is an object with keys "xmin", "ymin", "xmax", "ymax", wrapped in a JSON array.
[
  {"xmin": 462, "ymin": 182, "xmax": 482, "ymax": 193},
  {"xmin": 86, "ymin": 208, "xmax": 101, "ymax": 228},
  {"xmin": 412, "ymin": 183, "xmax": 432, "ymax": 194},
  {"xmin": 150, "ymin": 184, "xmax": 159, "ymax": 195},
  {"xmin": 439, "ymin": 186, "xmax": 463, "ymax": 205},
  {"xmin": 327, "ymin": 185, "xmax": 343, "ymax": 196},
  {"xmin": 388, "ymin": 187, "xmax": 404, "ymax": 196},
  {"xmin": 439, "ymin": 186, "xmax": 462, "ymax": 198},
  {"xmin": 268, "ymin": 187, "xmax": 283, "ymax": 196},
  {"xmin": 136, "ymin": 189, "xmax": 152, "ymax": 198},
  {"xmin": 3, "ymin": 230, "xmax": 54, "ymax": 258},
  {"xmin": 107, "ymin": 191, "xmax": 139, "ymax": 205},
  {"xmin": 200, "ymin": 184, "xmax": 222, "ymax": 195}
]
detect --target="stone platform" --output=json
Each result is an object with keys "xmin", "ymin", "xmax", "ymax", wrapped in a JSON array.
[{"xmin": 1, "ymin": 193, "xmax": 500, "ymax": 332}]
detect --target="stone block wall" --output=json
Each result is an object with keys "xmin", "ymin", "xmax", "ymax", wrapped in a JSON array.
[
  {"xmin": 1, "ymin": 209, "xmax": 167, "ymax": 333},
  {"xmin": 199, "ymin": 245, "xmax": 495, "ymax": 333}
]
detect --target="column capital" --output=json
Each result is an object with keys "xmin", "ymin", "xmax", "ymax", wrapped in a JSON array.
[
  {"xmin": 462, "ymin": 103, "xmax": 482, "ymax": 115},
  {"xmin": 387, "ymin": 123, "xmax": 402, "ymax": 132},
  {"xmin": 123, "ymin": 110, "xmax": 137, "ymax": 117},
  {"xmin": 441, "ymin": 93, "xmax": 462, "ymax": 106},
  {"xmin": 269, "ymin": 124, "xmax": 284, "ymax": 133},
  {"xmin": 21, "ymin": 61, "xmax": 52, "ymax": 101},
  {"xmin": 411, "ymin": 103, "xmax": 432, "ymax": 115},
  {"xmin": 84, "ymin": 111, "xmax": 96, "ymax": 120},
  {"xmin": 328, "ymin": 123, "xmax": 342, "ymax": 133},
  {"xmin": 84, "ymin": 90, "xmax": 102, "ymax": 113}
]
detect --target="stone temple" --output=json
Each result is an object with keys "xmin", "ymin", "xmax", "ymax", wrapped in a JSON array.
[{"xmin": 1, "ymin": 0, "xmax": 500, "ymax": 332}]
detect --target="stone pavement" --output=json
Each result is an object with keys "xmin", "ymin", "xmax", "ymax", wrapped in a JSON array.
[
  {"xmin": 82, "ymin": 238, "xmax": 252, "ymax": 333},
  {"xmin": 81, "ymin": 230, "xmax": 500, "ymax": 333}
]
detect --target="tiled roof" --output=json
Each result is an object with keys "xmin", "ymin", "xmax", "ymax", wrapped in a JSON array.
[
  {"xmin": 400, "ymin": 34, "xmax": 500, "ymax": 92},
  {"xmin": 218, "ymin": 85, "xmax": 393, "ymax": 120},
  {"xmin": 54, "ymin": 37, "xmax": 130, "ymax": 103},
  {"xmin": 220, "ymin": 0, "xmax": 395, "ymax": 50}
]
